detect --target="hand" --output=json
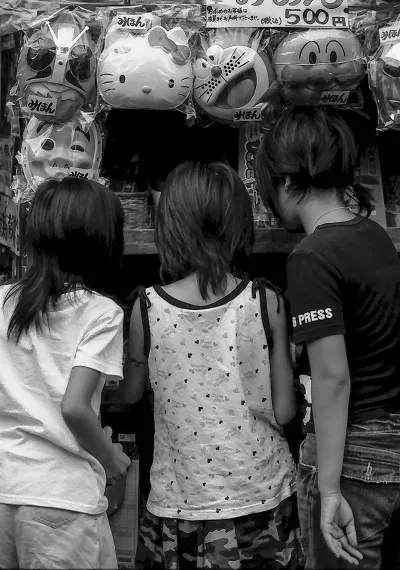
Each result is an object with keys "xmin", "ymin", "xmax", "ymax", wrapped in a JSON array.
[
  {"xmin": 320, "ymin": 492, "xmax": 363, "ymax": 566},
  {"xmin": 102, "ymin": 426, "xmax": 131, "ymax": 485}
]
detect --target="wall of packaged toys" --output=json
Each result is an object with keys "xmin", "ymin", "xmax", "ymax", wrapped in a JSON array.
[{"xmin": 2, "ymin": 1, "xmax": 400, "ymax": 218}]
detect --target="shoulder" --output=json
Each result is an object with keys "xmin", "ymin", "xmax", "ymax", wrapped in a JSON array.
[
  {"xmin": 85, "ymin": 292, "xmax": 124, "ymax": 321},
  {"xmin": 0, "ymin": 283, "xmax": 15, "ymax": 301}
]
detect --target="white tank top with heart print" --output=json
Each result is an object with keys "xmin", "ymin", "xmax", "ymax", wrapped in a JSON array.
[{"xmin": 144, "ymin": 279, "xmax": 296, "ymax": 520}]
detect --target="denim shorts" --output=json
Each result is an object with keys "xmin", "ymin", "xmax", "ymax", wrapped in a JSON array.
[
  {"xmin": 297, "ymin": 414, "xmax": 400, "ymax": 569},
  {"xmin": 0, "ymin": 504, "xmax": 118, "ymax": 569}
]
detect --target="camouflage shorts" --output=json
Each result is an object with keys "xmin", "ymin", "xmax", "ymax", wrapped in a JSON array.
[{"xmin": 135, "ymin": 495, "xmax": 304, "ymax": 569}]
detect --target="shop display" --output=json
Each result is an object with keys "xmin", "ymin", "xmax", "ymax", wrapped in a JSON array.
[
  {"xmin": 193, "ymin": 28, "xmax": 276, "ymax": 124},
  {"xmin": 14, "ymin": 7, "xmax": 101, "ymax": 124},
  {"xmin": 368, "ymin": 12, "xmax": 400, "ymax": 131},
  {"xmin": 273, "ymin": 28, "xmax": 365, "ymax": 107}
]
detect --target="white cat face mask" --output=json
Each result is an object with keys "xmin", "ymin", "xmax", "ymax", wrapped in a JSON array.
[{"xmin": 98, "ymin": 24, "xmax": 193, "ymax": 110}]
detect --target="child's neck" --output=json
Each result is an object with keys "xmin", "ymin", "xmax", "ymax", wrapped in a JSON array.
[{"xmin": 162, "ymin": 272, "xmax": 242, "ymax": 306}]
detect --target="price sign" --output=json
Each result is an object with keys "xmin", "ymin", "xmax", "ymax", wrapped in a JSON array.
[{"xmin": 206, "ymin": 0, "xmax": 348, "ymax": 28}]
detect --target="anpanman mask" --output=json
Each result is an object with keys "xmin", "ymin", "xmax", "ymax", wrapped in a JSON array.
[
  {"xmin": 193, "ymin": 29, "xmax": 275, "ymax": 123},
  {"xmin": 21, "ymin": 117, "xmax": 102, "ymax": 189},
  {"xmin": 17, "ymin": 9, "xmax": 97, "ymax": 122},
  {"xmin": 273, "ymin": 29, "xmax": 365, "ymax": 105}
]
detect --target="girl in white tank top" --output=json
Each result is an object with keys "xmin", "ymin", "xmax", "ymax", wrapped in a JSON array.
[{"xmin": 121, "ymin": 162, "xmax": 303, "ymax": 569}]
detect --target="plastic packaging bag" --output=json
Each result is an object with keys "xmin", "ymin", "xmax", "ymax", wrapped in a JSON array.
[
  {"xmin": 367, "ymin": 8, "xmax": 400, "ymax": 131},
  {"xmin": 193, "ymin": 28, "xmax": 278, "ymax": 125},
  {"xmin": 97, "ymin": 4, "xmax": 202, "ymax": 119},
  {"xmin": 9, "ymin": 6, "xmax": 104, "ymax": 126},
  {"xmin": 271, "ymin": 15, "xmax": 366, "ymax": 110},
  {"xmin": 12, "ymin": 114, "xmax": 104, "ymax": 204}
]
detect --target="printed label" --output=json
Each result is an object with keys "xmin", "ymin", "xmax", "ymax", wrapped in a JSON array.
[
  {"xmin": 380, "ymin": 25, "xmax": 400, "ymax": 45},
  {"xmin": 68, "ymin": 168, "xmax": 94, "ymax": 179},
  {"xmin": 233, "ymin": 107, "xmax": 263, "ymax": 122},
  {"xmin": 320, "ymin": 91, "xmax": 350, "ymax": 105},
  {"xmin": 27, "ymin": 95, "xmax": 57, "ymax": 116},
  {"xmin": 292, "ymin": 308, "xmax": 333, "ymax": 328},
  {"xmin": 117, "ymin": 13, "xmax": 150, "ymax": 31},
  {"xmin": 206, "ymin": 0, "xmax": 348, "ymax": 29},
  {"xmin": 118, "ymin": 433, "xmax": 136, "ymax": 443},
  {"xmin": 105, "ymin": 378, "xmax": 120, "ymax": 388}
]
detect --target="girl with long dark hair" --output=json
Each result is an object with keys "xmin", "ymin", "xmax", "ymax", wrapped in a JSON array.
[
  {"xmin": 256, "ymin": 106, "xmax": 400, "ymax": 569},
  {"xmin": 0, "ymin": 177, "xmax": 131, "ymax": 569},
  {"xmin": 121, "ymin": 161, "xmax": 302, "ymax": 569}
]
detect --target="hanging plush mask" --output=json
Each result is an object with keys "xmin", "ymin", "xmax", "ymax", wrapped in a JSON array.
[
  {"xmin": 369, "ymin": 38, "xmax": 400, "ymax": 130},
  {"xmin": 273, "ymin": 29, "xmax": 365, "ymax": 106},
  {"xmin": 17, "ymin": 10, "xmax": 97, "ymax": 123},
  {"xmin": 98, "ymin": 23, "xmax": 193, "ymax": 111},
  {"xmin": 193, "ymin": 29, "xmax": 275, "ymax": 123},
  {"xmin": 21, "ymin": 116, "xmax": 102, "ymax": 189}
]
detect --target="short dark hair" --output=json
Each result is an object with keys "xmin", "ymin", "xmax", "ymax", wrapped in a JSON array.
[
  {"xmin": 155, "ymin": 161, "xmax": 254, "ymax": 300},
  {"xmin": 5, "ymin": 177, "xmax": 124, "ymax": 341},
  {"xmin": 255, "ymin": 106, "xmax": 372, "ymax": 216}
]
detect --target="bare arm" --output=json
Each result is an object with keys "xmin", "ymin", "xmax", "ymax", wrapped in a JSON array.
[
  {"xmin": 269, "ymin": 293, "xmax": 296, "ymax": 425},
  {"xmin": 307, "ymin": 334, "xmax": 350, "ymax": 495},
  {"xmin": 62, "ymin": 366, "xmax": 130, "ymax": 483},
  {"xmin": 120, "ymin": 298, "xmax": 149, "ymax": 404}
]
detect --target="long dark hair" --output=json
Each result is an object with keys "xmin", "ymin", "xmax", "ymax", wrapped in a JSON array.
[
  {"xmin": 255, "ymin": 106, "xmax": 372, "ymax": 216},
  {"xmin": 4, "ymin": 177, "xmax": 124, "ymax": 341},
  {"xmin": 155, "ymin": 161, "xmax": 254, "ymax": 300}
]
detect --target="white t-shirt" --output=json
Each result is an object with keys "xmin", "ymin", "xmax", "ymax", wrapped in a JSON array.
[{"xmin": 0, "ymin": 285, "xmax": 124, "ymax": 515}]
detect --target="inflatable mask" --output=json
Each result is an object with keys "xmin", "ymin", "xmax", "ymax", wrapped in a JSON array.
[
  {"xmin": 98, "ymin": 25, "xmax": 193, "ymax": 110},
  {"xmin": 21, "ymin": 117, "xmax": 102, "ymax": 189},
  {"xmin": 273, "ymin": 29, "xmax": 364, "ymax": 105},
  {"xmin": 193, "ymin": 30, "xmax": 275, "ymax": 123},
  {"xmin": 17, "ymin": 11, "xmax": 97, "ymax": 122},
  {"xmin": 371, "ymin": 41, "xmax": 400, "ymax": 130}
]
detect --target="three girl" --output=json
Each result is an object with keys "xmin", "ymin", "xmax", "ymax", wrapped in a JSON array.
[
  {"xmin": 0, "ymin": 177, "xmax": 131, "ymax": 569},
  {"xmin": 122, "ymin": 161, "xmax": 303, "ymax": 569},
  {"xmin": 256, "ymin": 106, "xmax": 400, "ymax": 569}
]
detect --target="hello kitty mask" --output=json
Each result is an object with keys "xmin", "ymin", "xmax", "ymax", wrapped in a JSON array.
[
  {"xmin": 17, "ymin": 10, "xmax": 97, "ymax": 123},
  {"xmin": 193, "ymin": 30, "xmax": 275, "ymax": 123},
  {"xmin": 21, "ymin": 117, "xmax": 102, "ymax": 189},
  {"xmin": 273, "ymin": 29, "xmax": 364, "ymax": 105},
  {"xmin": 98, "ymin": 24, "xmax": 193, "ymax": 110}
]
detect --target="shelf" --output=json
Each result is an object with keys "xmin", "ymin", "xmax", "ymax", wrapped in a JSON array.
[
  {"xmin": 124, "ymin": 227, "xmax": 400, "ymax": 255},
  {"xmin": 124, "ymin": 228, "xmax": 302, "ymax": 255}
]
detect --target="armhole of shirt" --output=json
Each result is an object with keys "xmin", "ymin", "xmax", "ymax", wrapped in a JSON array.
[{"xmin": 126, "ymin": 285, "xmax": 151, "ymax": 358}]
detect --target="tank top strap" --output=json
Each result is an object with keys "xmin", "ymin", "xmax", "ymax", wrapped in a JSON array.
[
  {"xmin": 252, "ymin": 278, "xmax": 282, "ymax": 352},
  {"xmin": 125, "ymin": 285, "xmax": 152, "ymax": 358}
]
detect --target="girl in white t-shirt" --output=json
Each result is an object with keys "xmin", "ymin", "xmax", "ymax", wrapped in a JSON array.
[
  {"xmin": 0, "ymin": 177, "xmax": 131, "ymax": 569},
  {"xmin": 121, "ymin": 162, "xmax": 303, "ymax": 569}
]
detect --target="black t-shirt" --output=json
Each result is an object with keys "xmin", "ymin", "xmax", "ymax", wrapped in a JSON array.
[{"xmin": 286, "ymin": 216, "xmax": 400, "ymax": 431}]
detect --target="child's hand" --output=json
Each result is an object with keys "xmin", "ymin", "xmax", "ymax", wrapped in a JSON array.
[
  {"xmin": 103, "ymin": 426, "xmax": 131, "ymax": 485},
  {"xmin": 105, "ymin": 443, "xmax": 132, "ymax": 485}
]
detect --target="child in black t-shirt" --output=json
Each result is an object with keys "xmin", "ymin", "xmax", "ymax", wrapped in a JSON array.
[{"xmin": 256, "ymin": 106, "xmax": 400, "ymax": 570}]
